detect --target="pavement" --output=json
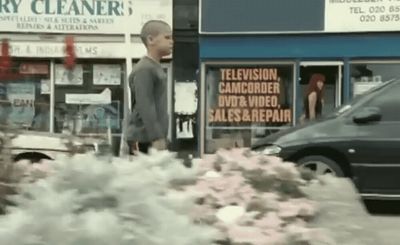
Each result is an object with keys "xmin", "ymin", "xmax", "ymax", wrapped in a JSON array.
[
  {"xmin": 302, "ymin": 177, "xmax": 400, "ymax": 245},
  {"xmin": 366, "ymin": 201, "xmax": 400, "ymax": 245},
  {"xmin": 372, "ymin": 215, "xmax": 400, "ymax": 245}
]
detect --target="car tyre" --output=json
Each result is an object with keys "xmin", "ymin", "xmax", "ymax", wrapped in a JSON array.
[{"xmin": 297, "ymin": 155, "xmax": 345, "ymax": 177}]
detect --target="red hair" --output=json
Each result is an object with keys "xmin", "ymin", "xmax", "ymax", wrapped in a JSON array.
[{"xmin": 307, "ymin": 73, "xmax": 325, "ymax": 97}]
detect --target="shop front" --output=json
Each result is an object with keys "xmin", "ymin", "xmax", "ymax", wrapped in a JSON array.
[
  {"xmin": 198, "ymin": 0, "xmax": 400, "ymax": 155},
  {"xmin": 0, "ymin": 0, "xmax": 172, "ymax": 155}
]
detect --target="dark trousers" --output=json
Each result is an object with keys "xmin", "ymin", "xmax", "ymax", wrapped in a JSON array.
[{"xmin": 127, "ymin": 141, "xmax": 151, "ymax": 155}]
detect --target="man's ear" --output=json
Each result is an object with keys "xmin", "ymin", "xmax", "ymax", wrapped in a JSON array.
[{"xmin": 147, "ymin": 35, "xmax": 154, "ymax": 45}]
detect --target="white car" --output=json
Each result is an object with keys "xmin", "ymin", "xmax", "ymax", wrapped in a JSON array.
[{"xmin": 1, "ymin": 131, "xmax": 110, "ymax": 163}]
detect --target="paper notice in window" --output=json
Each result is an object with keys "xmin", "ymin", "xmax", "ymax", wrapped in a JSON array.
[
  {"xmin": 93, "ymin": 64, "xmax": 121, "ymax": 85},
  {"xmin": 7, "ymin": 83, "xmax": 35, "ymax": 126},
  {"xmin": 55, "ymin": 64, "xmax": 83, "ymax": 85},
  {"xmin": 65, "ymin": 88, "xmax": 111, "ymax": 105},
  {"xmin": 175, "ymin": 82, "xmax": 197, "ymax": 115},
  {"xmin": 41, "ymin": 79, "xmax": 50, "ymax": 94}
]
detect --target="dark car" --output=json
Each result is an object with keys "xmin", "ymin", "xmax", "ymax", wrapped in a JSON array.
[{"xmin": 253, "ymin": 79, "xmax": 400, "ymax": 200}]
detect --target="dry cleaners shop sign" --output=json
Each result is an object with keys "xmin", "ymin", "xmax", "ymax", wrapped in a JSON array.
[{"xmin": 0, "ymin": 0, "xmax": 172, "ymax": 34}]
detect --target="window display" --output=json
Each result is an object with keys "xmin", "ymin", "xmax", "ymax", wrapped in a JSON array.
[
  {"xmin": 204, "ymin": 64, "xmax": 294, "ymax": 153},
  {"xmin": 0, "ymin": 61, "xmax": 50, "ymax": 131},
  {"xmin": 54, "ymin": 61, "xmax": 124, "ymax": 135},
  {"xmin": 351, "ymin": 62, "xmax": 400, "ymax": 97}
]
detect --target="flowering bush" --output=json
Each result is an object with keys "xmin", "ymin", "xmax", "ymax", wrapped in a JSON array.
[
  {"xmin": 0, "ymin": 147, "xmax": 382, "ymax": 245},
  {"xmin": 0, "ymin": 151, "xmax": 217, "ymax": 245},
  {"xmin": 183, "ymin": 148, "xmax": 335, "ymax": 245}
]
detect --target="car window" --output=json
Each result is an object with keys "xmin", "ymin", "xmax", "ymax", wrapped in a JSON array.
[
  {"xmin": 328, "ymin": 81, "xmax": 393, "ymax": 118},
  {"xmin": 361, "ymin": 82, "xmax": 400, "ymax": 122}
]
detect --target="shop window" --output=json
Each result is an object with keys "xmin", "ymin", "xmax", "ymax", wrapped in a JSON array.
[
  {"xmin": 351, "ymin": 62, "xmax": 400, "ymax": 97},
  {"xmin": 204, "ymin": 64, "xmax": 294, "ymax": 154},
  {"xmin": 0, "ymin": 61, "xmax": 50, "ymax": 131},
  {"xmin": 54, "ymin": 61, "xmax": 124, "ymax": 135}
]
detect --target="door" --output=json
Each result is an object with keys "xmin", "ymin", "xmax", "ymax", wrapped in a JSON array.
[
  {"xmin": 299, "ymin": 61, "xmax": 343, "ymax": 117},
  {"xmin": 348, "ymin": 81, "xmax": 400, "ymax": 197}
]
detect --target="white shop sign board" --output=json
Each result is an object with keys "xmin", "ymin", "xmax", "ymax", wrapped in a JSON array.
[
  {"xmin": 325, "ymin": 0, "xmax": 400, "ymax": 32},
  {"xmin": 0, "ymin": 0, "xmax": 172, "ymax": 35}
]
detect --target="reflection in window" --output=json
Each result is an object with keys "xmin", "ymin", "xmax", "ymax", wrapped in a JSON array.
[
  {"xmin": 32, "ymin": 95, "xmax": 50, "ymax": 131},
  {"xmin": 204, "ymin": 64, "xmax": 294, "ymax": 154},
  {"xmin": 351, "ymin": 63, "xmax": 400, "ymax": 97},
  {"xmin": 0, "ymin": 61, "xmax": 50, "ymax": 131}
]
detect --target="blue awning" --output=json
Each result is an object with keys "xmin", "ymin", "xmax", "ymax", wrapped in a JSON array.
[{"xmin": 200, "ymin": 33, "xmax": 400, "ymax": 60}]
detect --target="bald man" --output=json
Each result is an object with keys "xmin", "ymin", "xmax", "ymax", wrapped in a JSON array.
[{"xmin": 126, "ymin": 20, "xmax": 173, "ymax": 154}]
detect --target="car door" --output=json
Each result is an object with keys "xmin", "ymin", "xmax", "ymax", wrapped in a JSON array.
[{"xmin": 348, "ymin": 82, "xmax": 400, "ymax": 197}]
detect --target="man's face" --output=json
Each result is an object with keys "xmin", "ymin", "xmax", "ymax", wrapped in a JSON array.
[{"xmin": 149, "ymin": 26, "xmax": 173, "ymax": 56}]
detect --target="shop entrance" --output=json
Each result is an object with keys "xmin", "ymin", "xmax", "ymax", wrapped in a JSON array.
[{"xmin": 299, "ymin": 62, "xmax": 343, "ymax": 118}]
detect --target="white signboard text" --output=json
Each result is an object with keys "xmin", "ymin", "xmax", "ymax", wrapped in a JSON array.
[{"xmin": 0, "ymin": 0, "xmax": 172, "ymax": 34}]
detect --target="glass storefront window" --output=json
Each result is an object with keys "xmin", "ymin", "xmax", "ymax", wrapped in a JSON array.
[
  {"xmin": 351, "ymin": 62, "xmax": 400, "ymax": 97},
  {"xmin": 0, "ymin": 61, "xmax": 50, "ymax": 131},
  {"xmin": 54, "ymin": 61, "xmax": 124, "ymax": 135},
  {"xmin": 204, "ymin": 64, "xmax": 294, "ymax": 153}
]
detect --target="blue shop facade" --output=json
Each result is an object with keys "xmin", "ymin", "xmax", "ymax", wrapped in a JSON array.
[{"xmin": 198, "ymin": 0, "xmax": 400, "ymax": 155}]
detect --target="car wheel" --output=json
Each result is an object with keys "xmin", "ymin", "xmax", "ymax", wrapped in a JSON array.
[
  {"xmin": 297, "ymin": 155, "xmax": 345, "ymax": 177},
  {"xmin": 14, "ymin": 153, "xmax": 52, "ymax": 164}
]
